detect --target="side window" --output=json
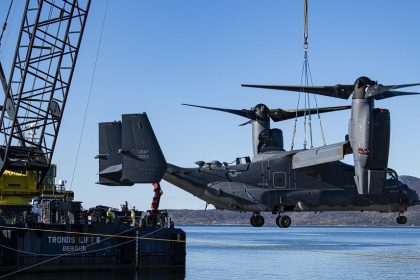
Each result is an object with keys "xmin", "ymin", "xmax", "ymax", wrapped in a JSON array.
[
  {"xmin": 45, "ymin": 165, "xmax": 56, "ymax": 177},
  {"xmin": 385, "ymin": 170, "xmax": 399, "ymax": 189},
  {"xmin": 273, "ymin": 172, "xmax": 286, "ymax": 188}
]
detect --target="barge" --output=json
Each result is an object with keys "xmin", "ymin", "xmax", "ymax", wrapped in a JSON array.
[
  {"xmin": 0, "ymin": 223, "xmax": 186, "ymax": 273},
  {"xmin": 0, "ymin": 191, "xmax": 186, "ymax": 274}
]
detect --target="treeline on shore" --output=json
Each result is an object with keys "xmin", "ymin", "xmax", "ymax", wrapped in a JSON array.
[{"xmin": 167, "ymin": 175, "xmax": 420, "ymax": 226}]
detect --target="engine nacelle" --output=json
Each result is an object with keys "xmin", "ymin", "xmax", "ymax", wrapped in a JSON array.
[
  {"xmin": 349, "ymin": 77, "xmax": 391, "ymax": 195},
  {"xmin": 258, "ymin": 128, "xmax": 284, "ymax": 153}
]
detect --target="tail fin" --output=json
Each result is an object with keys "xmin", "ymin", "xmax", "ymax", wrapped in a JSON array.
[
  {"xmin": 97, "ymin": 120, "xmax": 124, "ymax": 185},
  {"xmin": 97, "ymin": 113, "xmax": 167, "ymax": 186}
]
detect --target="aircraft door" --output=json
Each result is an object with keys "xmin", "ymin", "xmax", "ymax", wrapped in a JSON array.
[
  {"xmin": 261, "ymin": 160, "xmax": 272, "ymax": 208},
  {"xmin": 260, "ymin": 160, "xmax": 271, "ymax": 188},
  {"xmin": 289, "ymin": 158, "xmax": 296, "ymax": 190},
  {"xmin": 266, "ymin": 159, "xmax": 287, "ymax": 209}
]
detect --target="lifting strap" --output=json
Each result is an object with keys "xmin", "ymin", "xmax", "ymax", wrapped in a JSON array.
[{"xmin": 291, "ymin": 0, "xmax": 327, "ymax": 150}]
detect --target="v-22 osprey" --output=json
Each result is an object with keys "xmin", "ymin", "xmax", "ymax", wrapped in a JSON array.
[{"xmin": 96, "ymin": 76, "xmax": 420, "ymax": 228}]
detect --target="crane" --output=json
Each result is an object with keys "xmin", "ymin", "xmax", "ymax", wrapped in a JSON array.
[{"xmin": 0, "ymin": 0, "xmax": 90, "ymax": 209}]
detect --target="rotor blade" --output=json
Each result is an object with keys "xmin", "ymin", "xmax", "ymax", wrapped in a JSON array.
[
  {"xmin": 270, "ymin": 105, "xmax": 351, "ymax": 122},
  {"xmin": 238, "ymin": 120, "xmax": 252, "ymax": 126},
  {"xmin": 182, "ymin": 103, "xmax": 256, "ymax": 120},
  {"xmin": 364, "ymin": 83, "xmax": 420, "ymax": 99},
  {"xmin": 241, "ymin": 84, "xmax": 354, "ymax": 99},
  {"xmin": 376, "ymin": 83, "xmax": 420, "ymax": 93},
  {"xmin": 373, "ymin": 91, "xmax": 420, "ymax": 100}
]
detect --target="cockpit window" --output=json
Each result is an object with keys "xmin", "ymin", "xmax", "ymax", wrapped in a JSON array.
[{"xmin": 385, "ymin": 170, "xmax": 399, "ymax": 189}]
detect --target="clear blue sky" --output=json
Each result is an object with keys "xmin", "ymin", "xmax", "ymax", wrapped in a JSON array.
[{"xmin": 0, "ymin": 0, "xmax": 419, "ymax": 210}]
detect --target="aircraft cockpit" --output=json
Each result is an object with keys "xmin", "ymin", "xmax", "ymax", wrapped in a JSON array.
[{"xmin": 385, "ymin": 169, "xmax": 400, "ymax": 189}]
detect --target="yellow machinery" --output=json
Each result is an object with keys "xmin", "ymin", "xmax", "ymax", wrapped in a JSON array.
[
  {"xmin": 0, "ymin": 0, "xmax": 88, "ymax": 210},
  {"xmin": 0, "ymin": 170, "xmax": 37, "ymax": 205},
  {"xmin": 0, "ymin": 164, "xmax": 73, "ymax": 206}
]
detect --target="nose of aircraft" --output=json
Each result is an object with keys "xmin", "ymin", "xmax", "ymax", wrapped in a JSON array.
[{"xmin": 408, "ymin": 188, "xmax": 420, "ymax": 205}]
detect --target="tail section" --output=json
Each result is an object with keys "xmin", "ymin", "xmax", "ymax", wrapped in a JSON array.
[
  {"xmin": 97, "ymin": 120, "xmax": 124, "ymax": 185},
  {"xmin": 96, "ymin": 113, "xmax": 167, "ymax": 186}
]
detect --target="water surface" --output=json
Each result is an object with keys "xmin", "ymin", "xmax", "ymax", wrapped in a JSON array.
[{"xmin": 9, "ymin": 226, "xmax": 420, "ymax": 280}]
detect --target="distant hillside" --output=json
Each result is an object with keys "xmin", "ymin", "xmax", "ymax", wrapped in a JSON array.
[
  {"xmin": 168, "ymin": 175, "xmax": 420, "ymax": 226},
  {"xmin": 400, "ymin": 175, "xmax": 420, "ymax": 193}
]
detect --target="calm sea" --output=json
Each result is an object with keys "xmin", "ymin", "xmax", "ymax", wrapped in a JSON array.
[{"xmin": 12, "ymin": 226, "xmax": 420, "ymax": 280}]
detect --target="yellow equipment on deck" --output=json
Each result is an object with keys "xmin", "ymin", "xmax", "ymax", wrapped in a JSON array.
[{"xmin": 0, "ymin": 164, "xmax": 73, "ymax": 206}]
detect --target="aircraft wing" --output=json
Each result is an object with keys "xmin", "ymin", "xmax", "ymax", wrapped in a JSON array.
[{"xmin": 292, "ymin": 141, "xmax": 352, "ymax": 169}]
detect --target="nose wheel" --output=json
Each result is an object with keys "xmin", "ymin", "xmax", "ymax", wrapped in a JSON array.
[
  {"xmin": 276, "ymin": 215, "xmax": 291, "ymax": 228},
  {"xmin": 250, "ymin": 213, "xmax": 265, "ymax": 227},
  {"xmin": 396, "ymin": 215, "xmax": 407, "ymax": 225}
]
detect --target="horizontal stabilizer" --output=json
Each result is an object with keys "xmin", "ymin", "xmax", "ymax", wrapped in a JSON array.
[
  {"xmin": 98, "ymin": 164, "xmax": 134, "ymax": 186},
  {"xmin": 99, "ymin": 164, "xmax": 122, "ymax": 179},
  {"xmin": 292, "ymin": 141, "xmax": 352, "ymax": 169}
]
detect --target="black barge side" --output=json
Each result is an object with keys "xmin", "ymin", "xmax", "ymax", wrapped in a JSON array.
[
  {"xmin": 0, "ymin": 223, "xmax": 185, "ymax": 273},
  {"xmin": 0, "ymin": 200, "xmax": 186, "ymax": 274}
]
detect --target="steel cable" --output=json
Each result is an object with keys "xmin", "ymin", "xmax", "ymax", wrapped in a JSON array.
[
  {"xmin": 70, "ymin": 0, "xmax": 109, "ymax": 189},
  {"xmin": 0, "ymin": 0, "xmax": 14, "ymax": 51}
]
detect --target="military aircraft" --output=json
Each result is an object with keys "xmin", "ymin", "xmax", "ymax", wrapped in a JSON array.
[{"xmin": 96, "ymin": 76, "xmax": 420, "ymax": 228}]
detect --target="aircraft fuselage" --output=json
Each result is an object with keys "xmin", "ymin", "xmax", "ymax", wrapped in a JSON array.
[{"xmin": 164, "ymin": 151, "xmax": 418, "ymax": 214}]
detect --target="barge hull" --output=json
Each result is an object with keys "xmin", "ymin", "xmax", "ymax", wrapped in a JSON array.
[{"xmin": 0, "ymin": 223, "xmax": 185, "ymax": 273}]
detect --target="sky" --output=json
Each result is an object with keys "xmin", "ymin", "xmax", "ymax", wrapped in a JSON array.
[{"xmin": 0, "ymin": 0, "xmax": 419, "ymax": 210}]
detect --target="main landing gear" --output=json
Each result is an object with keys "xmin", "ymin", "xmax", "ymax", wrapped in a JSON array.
[
  {"xmin": 249, "ymin": 212, "xmax": 292, "ymax": 228},
  {"xmin": 250, "ymin": 212, "xmax": 265, "ymax": 227},
  {"xmin": 396, "ymin": 214, "xmax": 407, "ymax": 225},
  {"xmin": 276, "ymin": 214, "xmax": 292, "ymax": 228}
]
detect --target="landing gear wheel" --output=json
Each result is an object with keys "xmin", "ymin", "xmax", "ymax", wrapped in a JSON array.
[
  {"xmin": 254, "ymin": 215, "xmax": 265, "ymax": 227},
  {"xmin": 280, "ymin": 215, "xmax": 291, "ymax": 228},
  {"xmin": 396, "ymin": 215, "xmax": 407, "ymax": 225},
  {"xmin": 250, "ymin": 216, "xmax": 256, "ymax": 227},
  {"xmin": 276, "ymin": 215, "xmax": 291, "ymax": 228},
  {"xmin": 275, "ymin": 216, "xmax": 281, "ymax": 227}
]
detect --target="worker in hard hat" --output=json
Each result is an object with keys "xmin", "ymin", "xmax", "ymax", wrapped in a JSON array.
[
  {"xmin": 130, "ymin": 206, "xmax": 136, "ymax": 227},
  {"xmin": 31, "ymin": 196, "xmax": 42, "ymax": 223},
  {"xmin": 106, "ymin": 208, "xmax": 115, "ymax": 224}
]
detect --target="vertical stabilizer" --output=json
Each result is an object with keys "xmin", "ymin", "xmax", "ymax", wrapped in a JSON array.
[
  {"xmin": 97, "ymin": 113, "xmax": 167, "ymax": 186},
  {"xmin": 121, "ymin": 114, "xmax": 167, "ymax": 184},
  {"xmin": 97, "ymin": 121, "xmax": 124, "ymax": 185}
]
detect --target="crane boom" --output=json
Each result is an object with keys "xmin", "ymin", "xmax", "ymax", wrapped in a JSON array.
[{"xmin": 0, "ymin": 0, "xmax": 91, "ymax": 183}]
